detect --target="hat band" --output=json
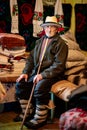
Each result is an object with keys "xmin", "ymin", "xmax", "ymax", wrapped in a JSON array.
[{"xmin": 44, "ymin": 22, "xmax": 58, "ymax": 24}]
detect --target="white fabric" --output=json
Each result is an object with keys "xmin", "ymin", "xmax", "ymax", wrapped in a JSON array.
[
  {"xmin": 10, "ymin": 0, "xmax": 19, "ymax": 33},
  {"xmin": 35, "ymin": 0, "xmax": 43, "ymax": 12},
  {"xmin": 54, "ymin": 0, "xmax": 64, "ymax": 26},
  {"xmin": 33, "ymin": 0, "xmax": 43, "ymax": 37},
  {"xmin": 55, "ymin": 0, "xmax": 63, "ymax": 16}
]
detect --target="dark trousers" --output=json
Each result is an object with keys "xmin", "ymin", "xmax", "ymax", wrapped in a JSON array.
[{"xmin": 15, "ymin": 76, "xmax": 58, "ymax": 105}]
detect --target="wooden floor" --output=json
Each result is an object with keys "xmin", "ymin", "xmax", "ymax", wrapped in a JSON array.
[{"xmin": 0, "ymin": 111, "xmax": 59, "ymax": 130}]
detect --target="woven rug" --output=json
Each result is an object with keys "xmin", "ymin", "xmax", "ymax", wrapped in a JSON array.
[{"xmin": 0, "ymin": 122, "xmax": 31, "ymax": 130}]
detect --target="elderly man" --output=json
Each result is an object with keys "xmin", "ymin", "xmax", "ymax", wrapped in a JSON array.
[{"xmin": 14, "ymin": 16, "xmax": 68, "ymax": 129}]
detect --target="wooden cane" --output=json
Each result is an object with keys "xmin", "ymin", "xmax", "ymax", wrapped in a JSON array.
[{"xmin": 20, "ymin": 38, "xmax": 48, "ymax": 130}]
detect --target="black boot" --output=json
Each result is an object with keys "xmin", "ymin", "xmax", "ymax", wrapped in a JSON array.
[
  {"xmin": 24, "ymin": 104, "xmax": 48, "ymax": 129},
  {"xmin": 14, "ymin": 99, "xmax": 34, "ymax": 122}
]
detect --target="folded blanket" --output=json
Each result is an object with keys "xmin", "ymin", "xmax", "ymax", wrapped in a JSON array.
[
  {"xmin": 65, "ymin": 64, "xmax": 87, "ymax": 86},
  {"xmin": 0, "ymin": 33, "xmax": 26, "ymax": 50},
  {"xmin": 0, "ymin": 46, "xmax": 26, "ymax": 57},
  {"xmin": 0, "ymin": 54, "xmax": 25, "ymax": 82}
]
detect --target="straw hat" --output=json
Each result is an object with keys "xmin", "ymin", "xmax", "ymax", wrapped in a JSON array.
[{"xmin": 40, "ymin": 16, "xmax": 59, "ymax": 27}]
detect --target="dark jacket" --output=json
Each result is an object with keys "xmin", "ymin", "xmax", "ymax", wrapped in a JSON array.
[{"xmin": 22, "ymin": 33, "xmax": 68, "ymax": 79}]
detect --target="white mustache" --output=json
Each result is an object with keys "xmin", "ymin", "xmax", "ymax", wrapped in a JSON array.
[{"xmin": 46, "ymin": 32, "xmax": 56, "ymax": 37}]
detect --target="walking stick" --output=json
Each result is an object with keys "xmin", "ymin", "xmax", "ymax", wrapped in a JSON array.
[{"xmin": 20, "ymin": 38, "xmax": 48, "ymax": 130}]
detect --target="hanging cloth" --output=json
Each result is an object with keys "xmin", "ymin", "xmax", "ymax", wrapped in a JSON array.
[
  {"xmin": 33, "ymin": 0, "xmax": 43, "ymax": 37},
  {"xmin": 10, "ymin": 0, "xmax": 19, "ymax": 33},
  {"xmin": 54, "ymin": 0, "xmax": 64, "ymax": 27}
]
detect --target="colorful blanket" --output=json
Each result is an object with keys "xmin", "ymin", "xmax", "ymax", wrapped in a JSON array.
[{"xmin": 59, "ymin": 108, "xmax": 87, "ymax": 130}]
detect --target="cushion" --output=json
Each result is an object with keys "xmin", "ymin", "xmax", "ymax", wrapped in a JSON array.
[
  {"xmin": 59, "ymin": 108, "xmax": 87, "ymax": 130},
  {"xmin": 51, "ymin": 80, "xmax": 78, "ymax": 101}
]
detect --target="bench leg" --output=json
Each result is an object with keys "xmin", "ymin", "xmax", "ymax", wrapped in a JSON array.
[{"xmin": 49, "ymin": 92, "xmax": 55, "ymax": 121}]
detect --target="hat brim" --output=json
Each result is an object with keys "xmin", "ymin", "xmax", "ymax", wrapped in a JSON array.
[{"xmin": 40, "ymin": 22, "xmax": 60, "ymax": 27}]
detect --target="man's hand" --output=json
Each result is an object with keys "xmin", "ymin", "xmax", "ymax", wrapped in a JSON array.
[
  {"xmin": 16, "ymin": 74, "xmax": 28, "ymax": 82},
  {"xmin": 33, "ymin": 74, "xmax": 43, "ymax": 84}
]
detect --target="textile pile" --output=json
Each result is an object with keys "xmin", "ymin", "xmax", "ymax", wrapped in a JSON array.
[
  {"xmin": 0, "ymin": 53, "xmax": 26, "ymax": 103},
  {"xmin": 61, "ymin": 30, "xmax": 87, "ymax": 86},
  {"xmin": 0, "ymin": 33, "xmax": 26, "ymax": 77},
  {"xmin": 0, "ymin": 33, "xmax": 27, "ymax": 103}
]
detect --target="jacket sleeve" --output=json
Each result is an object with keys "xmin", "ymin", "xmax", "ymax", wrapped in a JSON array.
[{"xmin": 41, "ymin": 40, "xmax": 68, "ymax": 79}]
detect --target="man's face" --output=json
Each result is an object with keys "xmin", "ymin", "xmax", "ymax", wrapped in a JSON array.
[{"xmin": 44, "ymin": 25, "xmax": 58, "ymax": 38}]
